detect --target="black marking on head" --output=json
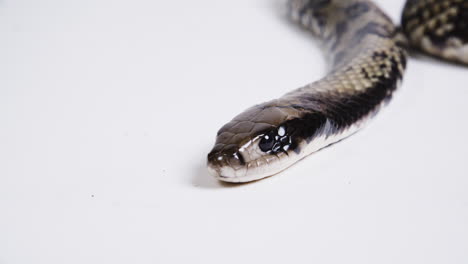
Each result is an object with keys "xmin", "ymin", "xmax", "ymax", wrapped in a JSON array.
[
  {"xmin": 286, "ymin": 113, "xmax": 328, "ymax": 144},
  {"xmin": 345, "ymin": 2, "xmax": 370, "ymax": 20},
  {"xmin": 258, "ymin": 126, "xmax": 293, "ymax": 154},
  {"xmin": 260, "ymin": 113, "xmax": 330, "ymax": 155}
]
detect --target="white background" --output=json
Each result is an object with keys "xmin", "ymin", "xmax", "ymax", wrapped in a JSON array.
[{"xmin": 1, "ymin": 0, "xmax": 467, "ymax": 263}]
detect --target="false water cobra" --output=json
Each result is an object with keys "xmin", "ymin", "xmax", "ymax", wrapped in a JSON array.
[{"xmin": 207, "ymin": 0, "xmax": 468, "ymax": 183}]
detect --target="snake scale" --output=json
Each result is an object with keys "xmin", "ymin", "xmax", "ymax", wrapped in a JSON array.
[{"xmin": 207, "ymin": 0, "xmax": 468, "ymax": 183}]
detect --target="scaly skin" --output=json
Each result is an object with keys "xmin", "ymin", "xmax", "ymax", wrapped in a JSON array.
[
  {"xmin": 402, "ymin": 0, "xmax": 468, "ymax": 65},
  {"xmin": 207, "ymin": 0, "xmax": 466, "ymax": 183}
]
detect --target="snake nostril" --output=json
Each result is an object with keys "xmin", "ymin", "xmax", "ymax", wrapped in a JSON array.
[
  {"xmin": 222, "ymin": 145, "xmax": 245, "ymax": 167},
  {"xmin": 207, "ymin": 151, "xmax": 222, "ymax": 166},
  {"xmin": 229, "ymin": 151, "xmax": 245, "ymax": 166}
]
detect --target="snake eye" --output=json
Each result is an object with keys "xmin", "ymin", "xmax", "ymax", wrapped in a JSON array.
[
  {"xmin": 259, "ymin": 126, "xmax": 293, "ymax": 153},
  {"xmin": 259, "ymin": 133, "xmax": 275, "ymax": 152}
]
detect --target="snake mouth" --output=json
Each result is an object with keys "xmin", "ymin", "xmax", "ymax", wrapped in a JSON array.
[
  {"xmin": 206, "ymin": 149, "xmax": 293, "ymax": 183},
  {"xmin": 206, "ymin": 162, "xmax": 256, "ymax": 183},
  {"xmin": 206, "ymin": 163, "xmax": 242, "ymax": 182},
  {"xmin": 206, "ymin": 161, "xmax": 245, "ymax": 182}
]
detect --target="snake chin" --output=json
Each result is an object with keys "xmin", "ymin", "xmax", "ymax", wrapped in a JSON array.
[{"xmin": 206, "ymin": 160, "xmax": 282, "ymax": 183}]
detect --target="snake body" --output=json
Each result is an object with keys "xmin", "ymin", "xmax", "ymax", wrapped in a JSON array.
[{"xmin": 207, "ymin": 0, "xmax": 468, "ymax": 183}]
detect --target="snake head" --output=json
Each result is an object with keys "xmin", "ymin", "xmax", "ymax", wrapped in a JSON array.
[{"xmin": 207, "ymin": 100, "xmax": 329, "ymax": 183}]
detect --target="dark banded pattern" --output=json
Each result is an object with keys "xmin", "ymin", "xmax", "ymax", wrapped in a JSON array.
[
  {"xmin": 207, "ymin": 0, "xmax": 466, "ymax": 183},
  {"xmin": 402, "ymin": 0, "xmax": 468, "ymax": 64}
]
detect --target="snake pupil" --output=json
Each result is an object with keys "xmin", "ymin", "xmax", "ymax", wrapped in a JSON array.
[{"xmin": 259, "ymin": 133, "xmax": 275, "ymax": 152}]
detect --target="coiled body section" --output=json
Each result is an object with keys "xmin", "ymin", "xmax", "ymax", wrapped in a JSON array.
[{"xmin": 402, "ymin": 0, "xmax": 468, "ymax": 64}]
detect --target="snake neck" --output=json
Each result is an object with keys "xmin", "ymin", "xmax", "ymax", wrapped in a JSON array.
[{"xmin": 289, "ymin": 0, "xmax": 405, "ymax": 71}]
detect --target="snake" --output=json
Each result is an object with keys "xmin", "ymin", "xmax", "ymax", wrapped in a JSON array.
[{"xmin": 207, "ymin": 0, "xmax": 468, "ymax": 183}]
